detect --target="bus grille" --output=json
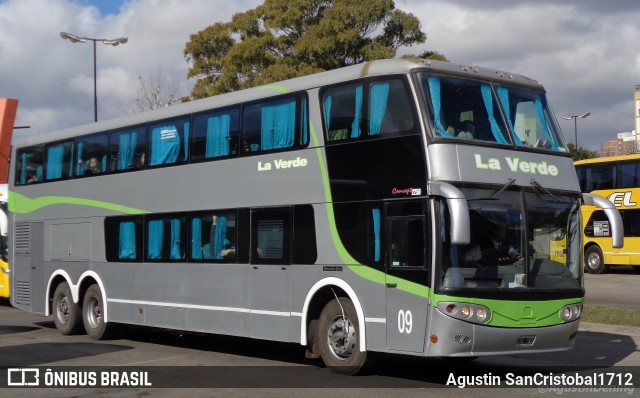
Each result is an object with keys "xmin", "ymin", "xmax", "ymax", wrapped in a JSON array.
[
  {"xmin": 14, "ymin": 281, "xmax": 31, "ymax": 305},
  {"xmin": 14, "ymin": 223, "xmax": 31, "ymax": 255}
]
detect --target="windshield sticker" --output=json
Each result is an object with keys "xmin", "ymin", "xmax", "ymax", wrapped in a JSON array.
[
  {"xmin": 258, "ymin": 156, "xmax": 308, "ymax": 172},
  {"xmin": 474, "ymin": 154, "xmax": 559, "ymax": 176}
]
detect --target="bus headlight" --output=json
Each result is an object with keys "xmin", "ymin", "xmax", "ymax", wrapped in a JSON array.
[
  {"xmin": 560, "ymin": 303, "xmax": 582, "ymax": 322},
  {"xmin": 438, "ymin": 302, "xmax": 491, "ymax": 325}
]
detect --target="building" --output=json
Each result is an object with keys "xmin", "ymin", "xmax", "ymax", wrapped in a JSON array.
[{"xmin": 599, "ymin": 85, "xmax": 640, "ymax": 156}]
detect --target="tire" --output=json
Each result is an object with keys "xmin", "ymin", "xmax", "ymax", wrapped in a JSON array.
[
  {"xmin": 584, "ymin": 245, "xmax": 608, "ymax": 274},
  {"xmin": 52, "ymin": 281, "xmax": 83, "ymax": 335},
  {"xmin": 318, "ymin": 297, "xmax": 368, "ymax": 375},
  {"xmin": 82, "ymin": 284, "xmax": 116, "ymax": 340}
]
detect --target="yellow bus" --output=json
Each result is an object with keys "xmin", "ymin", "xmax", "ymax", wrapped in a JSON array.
[
  {"xmin": 0, "ymin": 185, "xmax": 7, "ymax": 298},
  {"xmin": 575, "ymin": 154, "xmax": 640, "ymax": 274}
]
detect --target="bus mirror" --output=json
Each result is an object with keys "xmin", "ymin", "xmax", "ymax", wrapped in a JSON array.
[
  {"xmin": 429, "ymin": 182, "xmax": 471, "ymax": 245},
  {"xmin": 582, "ymin": 193, "xmax": 623, "ymax": 248}
]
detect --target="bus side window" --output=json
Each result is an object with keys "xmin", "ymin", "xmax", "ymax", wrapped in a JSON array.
[
  {"xmin": 149, "ymin": 118, "xmax": 190, "ymax": 166},
  {"xmin": 76, "ymin": 133, "xmax": 109, "ymax": 176},
  {"xmin": 145, "ymin": 215, "xmax": 187, "ymax": 261},
  {"xmin": 16, "ymin": 146, "xmax": 44, "ymax": 185},
  {"xmin": 323, "ymin": 83, "xmax": 364, "ymax": 141},
  {"xmin": 369, "ymin": 79, "xmax": 415, "ymax": 137},
  {"xmin": 190, "ymin": 211, "xmax": 237, "ymax": 262},
  {"xmin": 251, "ymin": 209, "xmax": 291, "ymax": 264},
  {"xmin": 242, "ymin": 96, "xmax": 300, "ymax": 154},
  {"xmin": 44, "ymin": 141, "xmax": 74, "ymax": 181},
  {"xmin": 110, "ymin": 126, "xmax": 147, "ymax": 171},
  {"xmin": 105, "ymin": 216, "xmax": 142, "ymax": 262}
]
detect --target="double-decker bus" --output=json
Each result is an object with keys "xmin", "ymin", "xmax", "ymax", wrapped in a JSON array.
[
  {"xmin": 575, "ymin": 155, "xmax": 640, "ymax": 274},
  {"xmin": 9, "ymin": 59, "xmax": 621, "ymax": 374}
]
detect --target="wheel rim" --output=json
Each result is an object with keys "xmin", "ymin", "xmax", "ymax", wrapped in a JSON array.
[
  {"xmin": 56, "ymin": 295, "xmax": 70, "ymax": 325},
  {"xmin": 86, "ymin": 297, "xmax": 102, "ymax": 329},
  {"xmin": 587, "ymin": 252, "xmax": 601, "ymax": 269},
  {"xmin": 326, "ymin": 314, "xmax": 357, "ymax": 360}
]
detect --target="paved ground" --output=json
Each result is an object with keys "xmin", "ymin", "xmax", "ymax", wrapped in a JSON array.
[{"xmin": 0, "ymin": 271, "xmax": 638, "ymax": 397}]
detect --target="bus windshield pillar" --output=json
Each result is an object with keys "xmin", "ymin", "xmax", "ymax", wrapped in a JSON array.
[
  {"xmin": 583, "ymin": 193, "xmax": 623, "ymax": 248},
  {"xmin": 429, "ymin": 181, "xmax": 470, "ymax": 245}
]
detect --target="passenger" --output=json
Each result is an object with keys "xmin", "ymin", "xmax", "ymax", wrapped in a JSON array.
[
  {"xmin": 464, "ymin": 221, "xmax": 521, "ymax": 276},
  {"xmin": 78, "ymin": 156, "xmax": 102, "ymax": 174},
  {"xmin": 26, "ymin": 171, "xmax": 38, "ymax": 183}
]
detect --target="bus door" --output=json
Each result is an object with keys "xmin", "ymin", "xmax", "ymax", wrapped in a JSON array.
[
  {"xmin": 385, "ymin": 211, "xmax": 429, "ymax": 353},
  {"xmin": 249, "ymin": 208, "xmax": 292, "ymax": 342}
]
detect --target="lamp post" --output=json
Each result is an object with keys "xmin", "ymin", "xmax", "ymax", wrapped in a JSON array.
[
  {"xmin": 60, "ymin": 32, "xmax": 128, "ymax": 122},
  {"xmin": 562, "ymin": 112, "xmax": 591, "ymax": 149}
]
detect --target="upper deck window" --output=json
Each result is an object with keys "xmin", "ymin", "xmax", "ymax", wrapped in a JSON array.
[
  {"xmin": 322, "ymin": 78, "xmax": 416, "ymax": 142},
  {"xmin": 420, "ymin": 74, "xmax": 510, "ymax": 145},
  {"xmin": 419, "ymin": 73, "xmax": 567, "ymax": 153},
  {"xmin": 148, "ymin": 118, "xmax": 190, "ymax": 166},
  {"xmin": 192, "ymin": 107, "xmax": 240, "ymax": 161},
  {"xmin": 15, "ymin": 146, "xmax": 44, "ymax": 185},
  {"xmin": 242, "ymin": 95, "xmax": 307, "ymax": 154},
  {"xmin": 110, "ymin": 126, "xmax": 147, "ymax": 172},
  {"xmin": 44, "ymin": 141, "xmax": 74, "ymax": 181},
  {"xmin": 496, "ymin": 84, "xmax": 566, "ymax": 152}
]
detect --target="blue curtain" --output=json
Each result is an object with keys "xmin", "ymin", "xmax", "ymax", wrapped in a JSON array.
[
  {"xmin": 118, "ymin": 131, "xmax": 138, "ymax": 170},
  {"xmin": 19, "ymin": 152, "xmax": 27, "ymax": 184},
  {"xmin": 351, "ymin": 85, "xmax": 363, "ymax": 138},
  {"xmin": 480, "ymin": 84, "xmax": 508, "ymax": 144},
  {"xmin": 534, "ymin": 98, "xmax": 559, "ymax": 150},
  {"xmin": 260, "ymin": 100, "xmax": 296, "ymax": 150},
  {"xmin": 372, "ymin": 208, "xmax": 380, "ymax": 262},
  {"xmin": 191, "ymin": 217, "xmax": 202, "ymax": 260},
  {"xmin": 46, "ymin": 145, "xmax": 64, "ymax": 179},
  {"xmin": 205, "ymin": 114, "xmax": 231, "ymax": 158},
  {"xmin": 147, "ymin": 220, "xmax": 164, "ymax": 260},
  {"xmin": 150, "ymin": 125, "xmax": 181, "ymax": 165},
  {"xmin": 75, "ymin": 142, "xmax": 85, "ymax": 176},
  {"xmin": 427, "ymin": 77, "xmax": 453, "ymax": 138},
  {"xmin": 213, "ymin": 216, "xmax": 228, "ymax": 260},
  {"xmin": 170, "ymin": 219, "xmax": 182, "ymax": 260},
  {"xmin": 324, "ymin": 95, "xmax": 332, "ymax": 131},
  {"xmin": 496, "ymin": 86, "xmax": 524, "ymax": 146},
  {"xmin": 119, "ymin": 221, "xmax": 136, "ymax": 259},
  {"xmin": 369, "ymin": 82, "xmax": 390, "ymax": 135}
]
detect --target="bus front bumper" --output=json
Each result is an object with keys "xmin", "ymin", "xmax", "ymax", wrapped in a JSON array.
[{"xmin": 426, "ymin": 307, "xmax": 580, "ymax": 357}]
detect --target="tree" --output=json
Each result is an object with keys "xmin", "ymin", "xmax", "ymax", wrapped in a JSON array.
[
  {"xmin": 567, "ymin": 143, "xmax": 599, "ymax": 161},
  {"xmin": 184, "ymin": 0, "xmax": 428, "ymax": 98},
  {"xmin": 124, "ymin": 68, "xmax": 187, "ymax": 114}
]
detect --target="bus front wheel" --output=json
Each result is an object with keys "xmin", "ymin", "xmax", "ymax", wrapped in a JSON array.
[
  {"xmin": 52, "ymin": 281, "xmax": 83, "ymax": 335},
  {"xmin": 318, "ymin": 297, "xmax": 368, "ymax": 375},
  {"xmin": 82, "ymin": 284, "xmax": 116, "ymax": 340},
  {"xmin": 585, "ymin": 246, "xmax": 608, "ymax": 274}
]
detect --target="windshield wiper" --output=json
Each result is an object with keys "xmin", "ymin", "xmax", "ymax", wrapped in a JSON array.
[
  {"xmin": 530, "ymin": 178, "xmax": 569, "ymax": 203},
  {"xmin": 468, "ymin": 178, "xmax": 516, "ymax": 201}
]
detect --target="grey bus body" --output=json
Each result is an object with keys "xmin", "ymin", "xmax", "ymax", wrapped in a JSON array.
[{"xmin": 9, "ymin": 59, "xmax": 621, "ymax": 372}]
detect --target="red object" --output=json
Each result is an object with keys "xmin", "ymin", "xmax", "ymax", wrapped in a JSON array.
[{"xmin": 0, "ymin": 99, "xmax": 18, "ymax": 184}]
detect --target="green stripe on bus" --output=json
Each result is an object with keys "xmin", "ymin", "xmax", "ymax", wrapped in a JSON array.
[
  {"xmin": 309, "ymin": 122, "xmax": 428, "ymax": 296},
  {"xmin": 9, "ymin": 191, "xmax": 150, "ymax": 215},
  {"xmin": 431, "ymin": 293, "xmax": 584, "ymax": 328},
  {"xmin": 258, "ymin": 85, "xmax": 290, "ymax": 94}
]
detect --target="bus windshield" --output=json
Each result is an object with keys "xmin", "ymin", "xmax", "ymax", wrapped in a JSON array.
[
  {"xmin": 418, "ymin": 73, "xmax": 567, "ymax": 152},
  {"xmin": 439, "ymin": 188, "xmax": 582, "ymax": 294}
]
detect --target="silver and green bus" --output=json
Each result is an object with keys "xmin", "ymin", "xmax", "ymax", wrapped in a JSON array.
[{"xmin": 9, "ymin": 59, "xmax": 622, "ymax": 374}]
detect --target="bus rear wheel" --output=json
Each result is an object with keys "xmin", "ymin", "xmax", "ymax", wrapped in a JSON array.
[
  {"xmin": 82, "ymin": 284, "xmax": 116, "ymax": 340},
  {"xmin": 585, "ymin": 246, "xmax": 608, "ymax": 274},
  {"xmin": 318, "ymin": 297, "xmax": 368, "ymax": 375},
  {"xmin": 52, "ymin": 281, "xmax": 83, "ymax": 335}
]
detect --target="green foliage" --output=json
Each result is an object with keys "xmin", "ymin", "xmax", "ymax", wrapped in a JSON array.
[
  {"xmin": 567, "ymin": 143, "xmax": 600, "ymax": 161},
  {"xmin": 184, "ymin": 0, "xmax": 428, "ymax": 98}
]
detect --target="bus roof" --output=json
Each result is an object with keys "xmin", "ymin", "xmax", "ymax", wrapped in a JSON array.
[
  {"xmin": 574, "ymin": 154, "xmax": 640, "ymax": 166},
  {"xmin": 13, "ymin": 58, "xmax": 546, "ymax": 148}
]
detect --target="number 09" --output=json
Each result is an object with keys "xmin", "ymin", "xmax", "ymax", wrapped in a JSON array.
[{"xmin": 397, "ymin": 309, "xmax": 413, "ymax": 334}]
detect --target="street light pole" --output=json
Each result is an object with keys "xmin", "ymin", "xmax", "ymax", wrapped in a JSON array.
[
  {"xmin": 60, "ymin": 32, "xmax": 128, "ymax": 122},
  {"xmin": 562, "ymin": 112, "xmax": 591, "ymax": 148}
]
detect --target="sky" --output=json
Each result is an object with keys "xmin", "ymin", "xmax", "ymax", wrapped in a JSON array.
[{"xmin": 1, "ymin": 0, "xmax": 639, "ymax": 151}]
